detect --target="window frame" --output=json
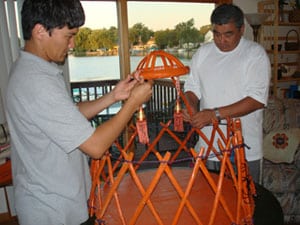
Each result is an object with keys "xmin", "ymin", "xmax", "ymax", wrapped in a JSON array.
[{"xmin": 80, "ymin": 0, "xmax": 232, "ymax": 79}]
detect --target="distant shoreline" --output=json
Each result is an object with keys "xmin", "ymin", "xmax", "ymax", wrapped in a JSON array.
[{"xmin": 70, "ymin": 48, "xmax": 197, "ymax": 59}]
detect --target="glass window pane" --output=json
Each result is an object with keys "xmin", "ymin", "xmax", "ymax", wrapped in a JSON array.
[
  {"xmin": 69, "ymin": 1, "xmax": 119, "ymax": 82},
  {"xmin": 69, "ymin": 1, "xmax": 214, "ymax": 82},
  {"xmin": 128, "ymin": 1, "xmax": 214, "ymax": 76}
]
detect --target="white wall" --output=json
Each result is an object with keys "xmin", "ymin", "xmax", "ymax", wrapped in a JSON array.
[{"xmin": 234, "ymin": 0, "xmax": 260, "ymax": 40}]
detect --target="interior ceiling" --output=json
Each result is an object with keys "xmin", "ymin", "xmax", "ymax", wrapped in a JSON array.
[{"xmin": 80, "ymin": 0, "xmax": 232, "ymax": 3}]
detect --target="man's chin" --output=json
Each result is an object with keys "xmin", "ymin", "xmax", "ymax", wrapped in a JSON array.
[
  {"xmin": 219, "ymin": 47, "xmax": 234, "ymax": 52},
  {"xmin": 56, "ymin": 57, "xmax": 66, "ymax": 65}
]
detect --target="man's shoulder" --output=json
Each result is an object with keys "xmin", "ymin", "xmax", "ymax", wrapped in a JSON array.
[
  {"xmin": 12, "ymin": 51, "xmax": 44, "ymax": 74},
  {"xmin": 199, "ymin": 41, "xmax": 215, "ymax": 50},
  {"xmin": 241, "ymin": 38, "xmax": 265, "ymax": 52},
  {"xmin": 13, "ymin": 51, "xmax": 60, "ymax": 77}
]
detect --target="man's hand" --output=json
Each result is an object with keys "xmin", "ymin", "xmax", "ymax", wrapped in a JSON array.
[
  {"xmin": 182, "ymin": 108, "xmax": 191, "ymax": 123},
  {"xmin": 189, "ymin": 109, "xmax": 215, "ymax": 129},
  {"xmin": 128, "ymin": 80, "xmax": 153, "ymax": 108},
  {"xmin": 111, "ymin": 75, "xmax": 138, "ymax": 102}
]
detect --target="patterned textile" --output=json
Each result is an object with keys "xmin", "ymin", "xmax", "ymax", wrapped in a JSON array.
[
  {"xmin": 262, "ymin": 97, "xmax": 300, "ymax": 223},
  {"xmin": 0, "ymin": 123, "xmax": 10, "ymax": 164},
  {"xmin": 263, "ymin": 97, "xmax": 300, "ymax": 132},
  {"xmin": 263, "ymin": 128, "xmax": 300, "ymax": 163},
  {"xmin": 0, "ymin": 122, "xmax": 10, "ymax": 145},
  {"xmin": 263, "ymin": 155, "xmax": 300, "ymax": 193}
]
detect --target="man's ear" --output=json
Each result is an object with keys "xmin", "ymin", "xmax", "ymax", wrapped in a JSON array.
[
  {"xmin": 32, "ymin": 24, "xmax": 48, "ymax": 40},
  {"xmin": 240, "ymin": 24, "xmax": 245, "ymax": 34}
]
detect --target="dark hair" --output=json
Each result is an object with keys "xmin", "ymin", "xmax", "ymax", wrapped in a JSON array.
[
  {"xmin": 210, "ymin": 4, "xmax": 244, "ymax": 29},
  {"xmin": 21, "ymin": 0, "xmax": 85, "ymax": 40}
]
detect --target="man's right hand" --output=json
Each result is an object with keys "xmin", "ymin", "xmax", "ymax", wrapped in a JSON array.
[
  {"xmin": 128, "ymin": 80, "xmax": 153, "ymax": 108},
  {"xmin": 182, "ymin": 109, "xmax": 191, "ymax": 123}
]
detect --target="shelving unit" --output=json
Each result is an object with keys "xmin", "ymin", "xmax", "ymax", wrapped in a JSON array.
[{"xmin": 258, "ymin": 0, "xmax": 300, "ymax": 98}]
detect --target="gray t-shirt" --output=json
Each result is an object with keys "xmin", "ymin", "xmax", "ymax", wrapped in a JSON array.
[{"xmin": 6, "ymin": 51, "xmax": 95, "ymax": 225}]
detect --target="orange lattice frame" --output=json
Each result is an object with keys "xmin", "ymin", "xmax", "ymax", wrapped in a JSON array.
[
  {"xmin": 88, "ymin": 51, "xmax": 256, "ymax": 225},
  {"xmin": 133, "ymin": 50, "xmax": 190, "ymax": 80},
  {"xmin": 133, "ymin": 50, "xmax": 191, "ymax": 137}
]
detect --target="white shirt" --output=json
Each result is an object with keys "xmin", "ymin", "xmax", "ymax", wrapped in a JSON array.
[{"xmin": 184, "ymin": 37, "xmax": 271, "ymax": 161}]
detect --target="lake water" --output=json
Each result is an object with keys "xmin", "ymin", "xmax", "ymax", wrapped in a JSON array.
[{"xmin": 68, "ymin": 55, "xmax": 191, "ymax": 82}]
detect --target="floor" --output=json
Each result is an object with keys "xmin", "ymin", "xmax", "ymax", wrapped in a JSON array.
[
  {"xmin": 1, "ymin": 217, "xmax": 300, "ymax": 225},
  {"xmin": 0, "ymin": 143, "xmax": 298, "ymax": 225},
  {"xmin": 0, "ymin": 217, "xmax": 18, "ymax": 225}
]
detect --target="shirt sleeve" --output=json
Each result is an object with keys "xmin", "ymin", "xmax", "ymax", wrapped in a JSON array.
[
  {"xmin": 184, "ymin": 48, "xmax": 203, "ymax": 100},
  {"xmin": 243, "ymin": 45, "xmax": 271, "ymax": 106},
  {"xmin": 23, "ymin": 73, "xmax": 95, "ymax": 153}
]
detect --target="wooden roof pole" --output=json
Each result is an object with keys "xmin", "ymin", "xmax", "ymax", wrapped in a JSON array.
[{"xmin": 116, "ymin": 0, "xmax": 131, "ymax": 80}]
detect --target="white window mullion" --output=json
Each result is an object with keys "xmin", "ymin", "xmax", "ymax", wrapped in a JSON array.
[
  {"xmin": 6, "ymin": 0, "xmax": 20, "ymax": 61},
  {"xmin": 0, "ymin": 1, "xmax": 13, "ymax": 72},
  {"xmin": 16, "ymin": 0, "xmax": 24, "ymax": 48},
  {"xmin": 0, "ymin": 28, "xmax": 9, "ymax": 124}
]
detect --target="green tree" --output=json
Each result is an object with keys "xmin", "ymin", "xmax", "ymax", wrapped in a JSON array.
[
  {"xmin": 74, "ymin": 27, "xmax": 92, "ymax": 53},
  {"xmin": 86, "ymin": 27, "xmax": 118, "ymax": 51},
  {"xmin": 105, "ymin": 26, "xmax": 118, "ymax": 49},
  {"xmin": 129, "ymin": 23, "xmax": 154, "ymax": 46},
  {"xmin": 89, "ymin": 29, "xmax": 102, "ymax": 51},
  {"xmin": 154, "ymin": 29, "xmax": 178, "ymax": 49},
  {"xmin": 174, "ymin": 18, "xmax": 201, "ymax": 48},
  {"xmin": 91, "ymin": 28, "xmax": 117, "ymax": 50},
  {"xmin": 75, "ymin": 26, "xmax": 119, "ymax": 54}
]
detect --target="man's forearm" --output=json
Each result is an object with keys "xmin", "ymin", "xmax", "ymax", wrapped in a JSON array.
[
  {"xmin": 216, "ymin": 97, "xmax": 264, "ymax": 120},
  {"xmin": 77, "ymin": 92, "xmax": 116, "ymax": 120},
  {"xmin": 184, "ymin": 91, "xmax": 199, "ymax": 113}
]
